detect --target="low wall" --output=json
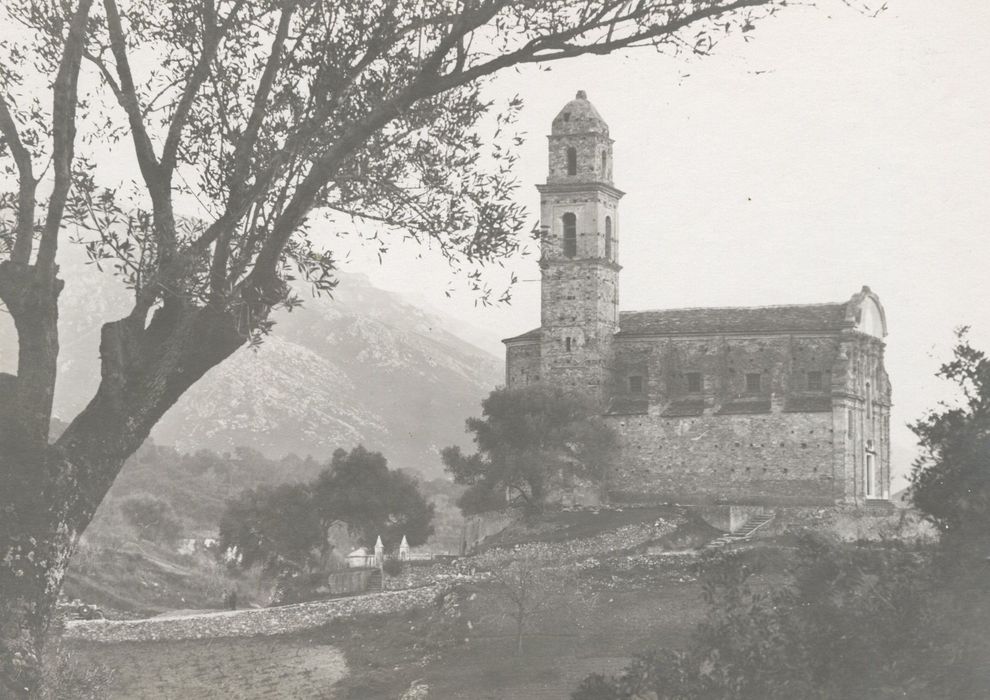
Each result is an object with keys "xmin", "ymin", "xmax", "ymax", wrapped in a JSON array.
[
  {"xmin": 327, "ymin": 569, "xmax": 373, "ymax": 596},
  {"xmin": 461, "ymin": 508, "xmax": 522, "ymax": 553},
  {"xmin": 65, "ymin": 585, "xmax": 441, "ymax": 644},
  {"xmin": 765, "ymin": 505, "xmax": 937, "ymax": 542}
]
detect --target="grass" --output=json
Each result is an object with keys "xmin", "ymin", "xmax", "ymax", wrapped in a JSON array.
[
  {"xmin": 63, "ymin": 506, "xmax": 707, "ymax": 698},
  {"xmin": 65, "ymin": 550, "xmax": 704, "ymax": 699},
  {"xmin": 481, "ymin": 505, "xmax": 684, "ymax": 549}
]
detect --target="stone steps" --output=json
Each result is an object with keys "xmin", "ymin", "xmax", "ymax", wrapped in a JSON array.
[{"xmin": 701, "ymin": 513, "xmax": 775, "ymax": 551}]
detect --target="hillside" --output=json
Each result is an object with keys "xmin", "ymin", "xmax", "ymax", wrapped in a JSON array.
[{"xmin": 0, "ymin": 251, "xmax": 503, "ymax": 477}]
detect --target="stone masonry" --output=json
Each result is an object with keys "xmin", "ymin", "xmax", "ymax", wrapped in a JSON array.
[{"xmin": 504, "ymin": 91, "xmax": 892, "ymax": 507}]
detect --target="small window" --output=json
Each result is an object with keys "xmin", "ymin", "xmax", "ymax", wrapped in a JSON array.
[
  {"xmin": 864, "ymin": 450, "xmax": 876, "ymax": 498},
  {"xmin": 745, "ymin": 373, "xmax": 761, "ymax": 393},
  {"xmin": 687, "ymin": 372, "xmax": 702, "ymax": 393},
  {"xmin": 564, "ymin": 337, "xmax": 572, "ymax": 352},
  {"xmin": 604, "ymin": 217, "xmax": 612, "ymax": 261},
  {"xmin": 566, "ymin": 147, "xmax": 577, "ymax": 176},
  {"xmin": 807, "ymin": 371, "xmax": 823, "ymax": 392},
  {"xmin": 866, "ymin": 382, "xmax": 872, "ymax": 419},
  {"xmin": 562, "ymin": 213, "xmax": 577, "ymax": 258},
  {"xmin": 601, "ymin": 150, "xmax": 608, "ymax": 173},
  {"xmin": 629, "ymin": 375, "xmax": 643, "ymax": 394}
]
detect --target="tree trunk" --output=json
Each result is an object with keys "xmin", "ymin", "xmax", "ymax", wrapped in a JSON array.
[
  {"xmin": 0, "ymin": 448, "xmax": 107, "ymax": 698},
  {"xmin": 1, "ymin": 297, "xmax": 253, "ymax": 695}
]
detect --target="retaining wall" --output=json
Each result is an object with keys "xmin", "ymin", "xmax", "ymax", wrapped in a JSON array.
[{"xmin": 65, "ymin": 585, "xmax": 442, "ymax": 644}]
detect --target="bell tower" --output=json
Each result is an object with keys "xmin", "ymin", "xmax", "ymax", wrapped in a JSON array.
[{"xmin": 537, "ymin": 90, "xmax": 623, "ymax": 399}]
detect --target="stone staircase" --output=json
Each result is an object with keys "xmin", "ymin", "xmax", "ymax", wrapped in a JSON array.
[
  {"xmin": 702, "ymin": 512, "xmax": 775, "ymax": 551},
  {"xmin": 368, "ymin": 569, "xmax": 383, "ymax": 592}
]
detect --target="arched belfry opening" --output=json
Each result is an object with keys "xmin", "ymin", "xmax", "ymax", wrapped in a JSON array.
[
  {"xmin": 605, "ymin": 216, "xmax": 613, "ymax": 261},
  {"xmin": 562, "ymin": 213, "xmax": 577, "ymax": 257},
  {"xmin": 566, "ymin": 147, "xmax": 577, "ymax": 176}
]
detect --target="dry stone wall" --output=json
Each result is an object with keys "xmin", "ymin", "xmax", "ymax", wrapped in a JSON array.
[{"xmin": 64, "ymin": 586, "xmax": 442, "ymax": 644}]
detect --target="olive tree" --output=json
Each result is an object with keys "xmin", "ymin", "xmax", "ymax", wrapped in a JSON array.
[{"xmin": 0, "ymin": 0, "xmax": 786, "ymax": 693}]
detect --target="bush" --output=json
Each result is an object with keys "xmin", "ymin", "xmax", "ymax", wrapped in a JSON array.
[
  {"xmin": 576, "ymin": 533, "xmax": 937, "ymax": 699},
  {"xmin": 41, "ymin": 640, "xmax": 114, "ymax": 699},
  {"xmin": 382, "ymin": 557, "xmax": 403, "ymax": 577}
]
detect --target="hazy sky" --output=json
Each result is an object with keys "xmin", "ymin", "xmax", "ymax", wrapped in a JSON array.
[{"xmin": 337, "ymin": 1, "xmax": 990, "ymax": 486}]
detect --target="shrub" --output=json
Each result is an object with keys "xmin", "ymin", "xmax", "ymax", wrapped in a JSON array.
[
  {"xmin": 382, "ymin": 557, "xmax": 403, "ymax": 577},
  {"xmin": 575, "ymin": 533, "xmax": 936, "ymax": 699}
]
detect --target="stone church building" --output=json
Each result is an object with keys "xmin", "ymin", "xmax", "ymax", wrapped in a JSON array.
[{"xmin": 504, "ymin": 91, "xmax": 891, "ymax": 507}]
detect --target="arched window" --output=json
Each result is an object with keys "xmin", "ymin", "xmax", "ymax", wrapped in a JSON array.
[
  {"xmin": 601, "ymin": 150, "xmax": 608, "ymax": 174},
  {"xmin": 604, "ymin": 216, "xmax": 613, "ymax": 260},
  {"xmin": 566, "ymin": 147, "xmax": 577, "ymax": 176},
  {"xmin": 562, "ymin": 213, "xmax": 577, "ymax": 257}
]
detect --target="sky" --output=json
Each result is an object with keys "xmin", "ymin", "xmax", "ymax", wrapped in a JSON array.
[{"xmin": 335, "ymin": 0, "xmax": 990, "ymax": 487}]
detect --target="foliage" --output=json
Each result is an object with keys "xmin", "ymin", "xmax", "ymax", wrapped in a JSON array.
[
  {"xmin": 0, "ymin": 0, "xmax": 803, "ymax": 693},
  {"xmin": 313, "ymin": 446, "xmax": 435, "ymax": 548},
  {"xmin": 909, "ymin": 328, "xmax": 990, "ymax": 544},
  {"xmin": 575, "ymin": 533, "xmax": 936, "ymax": 699},
  {"xmin": 217, "ymin": 483, "xmax": 324, "ymax": 574},
  {"xmin": 40, "ymin": 642, "xmax": 114, "ymax": 700},
  {"xmin": 442, "ymin": 384, "xmax": 615, "ymax": 513},
  {"xmin": 117, "ymin": 494, "xmax": 182, "ymax": 545},
  {"xmin": 382, "ymin": 557, "xmax": 403, "ymax": 578},
  {"xmin": 219, "ymin": 445, "xmax": 434, "ymax": 573}
]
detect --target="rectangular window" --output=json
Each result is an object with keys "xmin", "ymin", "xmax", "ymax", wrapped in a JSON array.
[
  {"xmin": 629, "ymin": 375, "xmax": 643, "ymax": 394},
  {"xmin": 807, "ymin": 371, "xmax": 823, "ymax": 392},
  {"xmin": 864, "ymin": 451, "xmax": 876, "ymax": 498},
  {"xmin": 564, "ymin": 337, "xmax": 572, "ymax": 352},
  {"xmin": 745, "ymin": 373, "xmax": 761, "ymax": 393},
  {"xmin": 686, "ymin": 372, "xmax": 702, "ymax": 393}
]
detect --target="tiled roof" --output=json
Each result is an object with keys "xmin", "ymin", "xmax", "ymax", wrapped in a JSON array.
[
  {"xmin": 502, "ymin": 327, "xmax": 541, "ymax": 343},
  {"xmin": 617, "ymin": 303, "xmax": 849, "ymax": 336}
]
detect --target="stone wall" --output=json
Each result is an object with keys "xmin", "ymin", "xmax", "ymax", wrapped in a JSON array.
[
  {"xmin": 608, "ymin": 409, "xmax": 839, "ymax": 505},
  {"xmin": 64, "ymin": 586, "xmax": 442, "ymax": 644},
  {"xmin": 505, "ymin": 339, "xmax": 541, "ymax": 385}
]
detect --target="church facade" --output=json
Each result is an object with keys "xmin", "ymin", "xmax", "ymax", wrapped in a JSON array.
[{"xmin": 503, "ymin": 91, "xmax": 891, "ymax": 506}]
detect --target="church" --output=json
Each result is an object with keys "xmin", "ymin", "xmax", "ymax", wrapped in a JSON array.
[{"xmin": 503, "ymin": 91, "xmax": 891, "ymax": 507}]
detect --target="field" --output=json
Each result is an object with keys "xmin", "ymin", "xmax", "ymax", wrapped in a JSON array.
[
  {"xmin": 66, "ymin": 562, "xmax": 702, "ymax": 698},
  {"xmin": 64, "ymin": 506, "xmax": 713, "ymax": 699}
]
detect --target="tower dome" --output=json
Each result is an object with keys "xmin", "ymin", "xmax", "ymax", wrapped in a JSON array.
[{"xmin": 552, "ymin": 90, "xmax": 609, "ymax": 136}]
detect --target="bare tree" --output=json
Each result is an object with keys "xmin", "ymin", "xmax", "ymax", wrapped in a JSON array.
[
  {"xmin": 0, "ymin": 0, "xmax": 788, "ymax": 694},
  {"xmin": 487, "ymin": 553, "xmax": 572, "ymax": 655}
]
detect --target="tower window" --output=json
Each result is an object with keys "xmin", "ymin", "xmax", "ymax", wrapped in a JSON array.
[
  {"xmin": 604, "ymin": 217, "xmax": 612, "ymax": 261},
  {"xmin": 745, "ymin": 373, "xmax": 762, "ymax": 393},
  {"xmin": 565, "ymin": 337, "xmax": 572, "ymax": 352},
  {"xmin": 601, "ymin": 150, "xmax": 608, "ymax": 173},
  {"xmin": 562, "ymin": 213, "xmax": 577, "ymax": 258},
  {"xmin": 687, "ymin": 372, "xmax": 702, "ymax": 393},
  {"xmin": 566, "ymin": 147, "xmax": 577, "ymax": 176},
  {"xmin": 629, "ymin": 375, "xmax": 643, "ymax": 394},
  {"xmin": 807, "ymin": 371, "xmax": 823, "ymax": 391}
]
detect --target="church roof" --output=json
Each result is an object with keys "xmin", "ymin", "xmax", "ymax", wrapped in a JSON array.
[
  {"xmin": 503, "ymin": 289, "xmax": 885, "ymax": 343},
  {"xmin": 616, "ymin": 303, "xmax": 850, "ymax": 337},
  {"xmin": 552, "ymin": 90, "xmax": 609, "ymax": 136}
]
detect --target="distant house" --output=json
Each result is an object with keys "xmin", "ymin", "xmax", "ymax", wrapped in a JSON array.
[{"xmin": 504, "ymin": 91, "xmax": 891, "ymax": 507}]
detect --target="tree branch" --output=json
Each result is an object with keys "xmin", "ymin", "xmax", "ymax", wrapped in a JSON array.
[
  {"xmin": 36, "ymin": 0, "xmax": 94, "ymax": 276},
  {"xmin": 0, "ymin": 95, "xmax": 37, "ymax": 265}
]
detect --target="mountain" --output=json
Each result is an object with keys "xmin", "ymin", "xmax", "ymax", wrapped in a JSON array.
[{"xmin": 0, "ymin": 256, "xmax": 503, "ymax": 478}]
